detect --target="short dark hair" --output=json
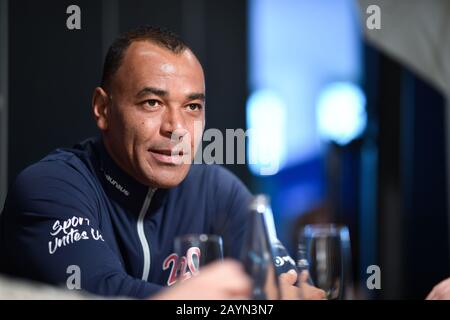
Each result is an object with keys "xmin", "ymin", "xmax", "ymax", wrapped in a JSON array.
[{"xmin": 101, "ymin": 25, "xmax": 188, "ymax": 89}]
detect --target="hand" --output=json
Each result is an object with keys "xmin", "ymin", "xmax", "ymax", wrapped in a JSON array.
[
  {"xmin": 298, "ymin": 271, "xmax": 326, "ymax": 300},
  {"xmin": 151, "ymin": 259, "xmax": 252, "ymax": 300},
  {"xmin": 426, "ymin": 277, "xmax": 450, "ymax": 300},
  {"xmin": 278, "ymin": 269, "xmax": 301, "ymax": 299},
  {"xmin": 278, "ymin": 269, "xmax": 326, "ymax": 300}
]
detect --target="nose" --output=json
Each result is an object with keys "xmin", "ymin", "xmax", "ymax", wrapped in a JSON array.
[{"xmin": 160, "ymin": 108, "xmax": 188, "ymax": 142}]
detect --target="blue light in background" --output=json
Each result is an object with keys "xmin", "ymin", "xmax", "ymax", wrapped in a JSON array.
[
  {"xmin": 247, "ymin": 0, "xmax": 363, "ymax": 253},
  {"xmin": 316, "ymin": 82, "xmax": 367, "ymax": 145},
  {"xmin": 247, "ymin": 90, "xmax": 287, "ymax": 176},
  {"xmin": 248, "ymin": 0, "xmax": 362, "ymax": 167}
]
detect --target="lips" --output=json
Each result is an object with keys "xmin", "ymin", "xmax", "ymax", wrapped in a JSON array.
[{"xmin": 148, "ymin": 148, "xmax": 188, "ymax": 165}]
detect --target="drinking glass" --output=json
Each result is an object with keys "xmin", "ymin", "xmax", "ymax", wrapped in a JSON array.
[
  {"xmin": 173, "ymin": 234, "xmax": 223, "ymax": 282},
  {"xmin": 299, "ymin": 224, "xmax": 352, "ymax": 300}
]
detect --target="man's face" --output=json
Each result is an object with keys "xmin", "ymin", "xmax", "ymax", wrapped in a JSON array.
[{"xmin": 99, "ymin": 41, "xmax": 205, "ymax": 188}]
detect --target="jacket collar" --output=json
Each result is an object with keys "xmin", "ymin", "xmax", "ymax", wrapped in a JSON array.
[{"xmin": 93, "ymin": 137, "xmax": 165, "ymax": 215}]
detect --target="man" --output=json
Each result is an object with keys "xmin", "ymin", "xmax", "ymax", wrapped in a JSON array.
[{"xmin": 0, "ymin": 26, "xmax": 322, "ymax": 299}]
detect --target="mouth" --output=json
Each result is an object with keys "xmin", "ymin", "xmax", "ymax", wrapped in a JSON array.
[{"xmin": 148, "ymin": 148, "xmax": 188, "ymax": 165}]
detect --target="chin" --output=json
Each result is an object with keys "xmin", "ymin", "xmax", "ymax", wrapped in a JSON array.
[
  {"xmin": 150, "ymin": 180, "xmax": 182, "ymax": 189},
  {"xmin": 142, "ymin": 166, "xmax": 190, "ymax": 189}
]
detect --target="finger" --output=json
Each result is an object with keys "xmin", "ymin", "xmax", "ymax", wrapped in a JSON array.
[
  {"xmin": 279, "ymin": 269, "xmax": 298, "ymax": 286},
  {"xmin": 229, "ymin": 295, "xmax": 251, "ymax": 300},
  {"xmin": 219, "ymin": 261, "xmax": 252, "ymax": 296},
  {"xmin": 426, "ymin": 278, "xmax": 450, "ymax": 300},
  {"xmin": 434, "ymin": 280, "xmax": 450, "ymax": 293},
  {"xmin": 426, "ymin": 289, "xmax": 435, "ymax": 300},
  {"xmin": 299, "ymin": 270, "xmax": 309, "ymax": 283},
  {"xmin": 223, "ymin": 273, "xmax": 252, "ymax": 297},
  {"xmin": 202, "ymin": 260, "xmax": 252, "ymax": 298},
  {"xmin": 430, "ymin": 277, "xmax": 450, "ymax": 295},
  {"xmin": 300, "ymin": 282, "xmax": 326, "ymax": 300},
  {"xmin": 435, "ymin": 286, "xmax": 450, "ymax": 300}
]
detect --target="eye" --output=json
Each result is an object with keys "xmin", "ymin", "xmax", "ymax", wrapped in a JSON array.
[
  {"xmin": 186, "ymin": 103, "xmax": 203, "ymax": 111},
  {"xmin": 143, "ymin": 99, "xmax": 162, "ymax": 109}
]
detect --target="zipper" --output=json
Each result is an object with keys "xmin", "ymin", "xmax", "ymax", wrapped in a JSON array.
[{"xmin": 137, "ymin": 187, "xmax": 157, "ymax": 281}]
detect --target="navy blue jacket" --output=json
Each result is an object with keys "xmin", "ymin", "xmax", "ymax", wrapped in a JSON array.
[{"xmin": 0, "ymin": 137, "xmax": 252, "ymax": 298}]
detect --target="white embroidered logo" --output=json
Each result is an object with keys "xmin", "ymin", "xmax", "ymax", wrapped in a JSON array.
[{"xmin": 48, "ymin": 216, "xmax": 105, "ymax": 255}]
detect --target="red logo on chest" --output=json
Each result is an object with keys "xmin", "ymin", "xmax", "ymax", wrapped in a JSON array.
[{"xmin": 162, "ymin": 247, "xmax": 201, "ymax": 286}]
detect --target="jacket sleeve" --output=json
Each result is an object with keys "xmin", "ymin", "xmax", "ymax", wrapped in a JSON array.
[{"xmin": 0, "ymin": 160, "xmax": 161, "ymax": 299}]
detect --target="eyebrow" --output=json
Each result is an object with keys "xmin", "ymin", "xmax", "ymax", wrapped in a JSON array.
[
  {"xmin": 136, "ymin": 87, "xmax": 167, "ymax": 98},
  {"xmin": 187, "ymin": 93, "xmax": 205, "ymax": 101},
  {"xmin": 136, "ymin": 87, "xmax": 205, "ymax": 101}
]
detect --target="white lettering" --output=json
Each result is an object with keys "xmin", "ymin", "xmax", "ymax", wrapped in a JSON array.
[
  {"xmin": 48, "ymin": 217, "xmax": 103, "ymax": 254},
  {"xmin": 66, "ymin": 5, "xmax": 81, "ymax": 30}
]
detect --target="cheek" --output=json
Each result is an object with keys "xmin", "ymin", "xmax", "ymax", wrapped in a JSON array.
[
  {"xmin": 187, "ymin": 118, "xmax": 204, "ymax": 146},
  {"xmin": 140, "ymin": 118, "xmax": 160, "ymax": 136},
  {"xmin": 122, "ymin": 112, "xmax": 160, "ymax": 142}
]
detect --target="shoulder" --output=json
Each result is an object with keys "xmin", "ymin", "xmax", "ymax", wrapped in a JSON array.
[
  {"xmin": 6, "ymin": 148, "xmax": 98, "ymax": 214},
  {"xmin": 16, "ymin": 149, "xmax": 93, "ymax": 189}
]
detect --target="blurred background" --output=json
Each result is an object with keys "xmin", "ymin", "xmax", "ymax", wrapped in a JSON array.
[{"xmin": 0, "ymin": 0, "xmax": 449, "ymax": 299}]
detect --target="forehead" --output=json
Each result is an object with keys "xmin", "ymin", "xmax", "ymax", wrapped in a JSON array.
[{"xmin": 114, "ymin": 41, "xmax": 205, "ymax": 95}]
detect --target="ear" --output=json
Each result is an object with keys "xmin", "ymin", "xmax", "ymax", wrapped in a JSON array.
[{"xmin": 92, "ymin": 87, "xmax": 110, "ymax": 131}]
